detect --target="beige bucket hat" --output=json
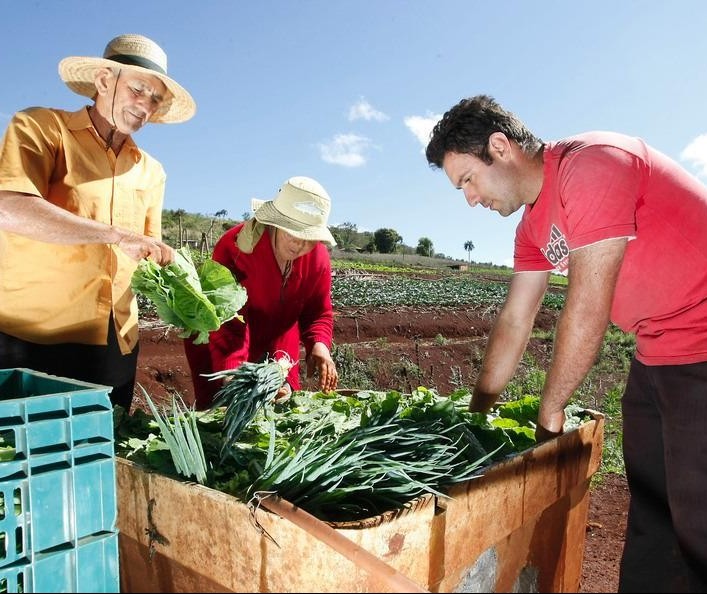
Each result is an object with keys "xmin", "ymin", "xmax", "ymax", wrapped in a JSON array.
[
  {"xmin": 252, "ymin": 176, "xmax": 337, "ymax": 246},
  {"xmin": 58, "ymin": 33, "xmax": 196, "ymax": 124}
]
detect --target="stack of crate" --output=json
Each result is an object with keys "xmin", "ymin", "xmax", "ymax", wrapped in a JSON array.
[{"xmin": 0, "ymin": 368, "xmax": 119, "ymax": 593}]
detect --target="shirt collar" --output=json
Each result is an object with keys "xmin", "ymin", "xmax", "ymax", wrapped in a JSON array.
[{"xmin": 67, "ymin": 106, "xmax": 142, "ymax": 162}]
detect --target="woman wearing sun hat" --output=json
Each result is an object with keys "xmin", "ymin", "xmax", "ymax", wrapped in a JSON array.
[
  {"xmin": 0, "ymin": 34, "xmax": 195, "ymax": 412},
  {"xmin": 183, "ymin": 176, "xmax": 339, "ymax": 409}
]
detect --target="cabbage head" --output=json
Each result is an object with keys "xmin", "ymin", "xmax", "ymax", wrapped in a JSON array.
[{"xmin": 131, "ymin": 247, "xmax": 247, "ymax": 344}]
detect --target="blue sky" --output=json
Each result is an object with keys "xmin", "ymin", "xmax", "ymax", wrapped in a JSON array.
[{"xmin": 4, "ymin": 0, "xmax": 707, "ymax": 265}]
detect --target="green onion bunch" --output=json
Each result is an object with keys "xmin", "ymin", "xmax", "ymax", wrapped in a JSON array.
[
  {"xmin": 248, "ymin": 406, "xmax": 497, "ymax": 521},
  {"xmin": 205, "ymin": 357, "xmax": 293, "ymax": 456},
  {"xmin": 142, "ymin": 387, "xmax": 209, "ymax": 484}
]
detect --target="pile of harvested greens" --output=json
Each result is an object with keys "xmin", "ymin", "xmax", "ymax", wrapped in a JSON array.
[{"xmin": 114, "ymin": 387, "xmax": 591, "ymax": 523}]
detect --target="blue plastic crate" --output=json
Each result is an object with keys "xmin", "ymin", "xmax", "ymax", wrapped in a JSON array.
[
  {"xmin": 0, "ymin": 369, "xmax": 119, "ymax": 593},
  {"xmin": 1, "ymin": 532, "xmax": 119, "ymax": 593}
]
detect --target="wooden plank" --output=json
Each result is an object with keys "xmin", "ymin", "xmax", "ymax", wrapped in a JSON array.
[
  {"xmin": 436, "ymin": 413, "xmax": 604, "ymax": 592},
  {"xmin": 117, "ymin": 460, "xmax": 435, "ymax": 592}
]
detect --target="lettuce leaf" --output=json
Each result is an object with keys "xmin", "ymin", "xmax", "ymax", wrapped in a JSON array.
[{"xmin": 131, "ymin": 247, "xmax": 247, "ymax": 344}]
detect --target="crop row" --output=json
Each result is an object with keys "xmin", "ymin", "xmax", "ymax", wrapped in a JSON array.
[{"xmin": 331, "ymin": 275, "xmax": 565, "ymax": 310}]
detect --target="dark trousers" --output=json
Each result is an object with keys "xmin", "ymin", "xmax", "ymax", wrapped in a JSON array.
[
  {"xmin": 619, "ymin": 358, "xmax": 707, "ymax": 593},
  {"xmin": 0, "ymin": 318, "xmax": 139, "ymax": 411}
]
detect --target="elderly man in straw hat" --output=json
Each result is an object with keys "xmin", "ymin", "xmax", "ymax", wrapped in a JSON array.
[
  {"xmin": 0, "ymin": 34, "xmax": 195, "ymax": 412},
  {"xmin": 183, "ymin": 176, "xmax": 339, "ymax": 409}
]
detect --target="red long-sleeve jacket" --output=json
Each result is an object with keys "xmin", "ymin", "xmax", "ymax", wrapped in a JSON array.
[{"xmin": 183, "ymin": 222, "xmax": 334, "ymax": 408}]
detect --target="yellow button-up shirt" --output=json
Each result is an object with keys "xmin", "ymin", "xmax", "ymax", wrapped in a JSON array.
[{"xmin": 0, "ymin": 106, "xmax": 166, "ymax": 354}]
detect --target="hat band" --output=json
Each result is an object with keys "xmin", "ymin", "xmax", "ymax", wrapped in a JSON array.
[
  {"xmin": 107, "ymin": 53, "xmax": 167, "ymax": 75},
  {"xmin": 274, "ymin": 207, "xmax": 327, "ymax": 231},
  {"xmin": 258, "ymin": 203, "xmax": 329, "ymax": 237}
]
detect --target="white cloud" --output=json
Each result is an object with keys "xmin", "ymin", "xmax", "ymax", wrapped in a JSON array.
[
  {"xmin": 318, "ymin": 133, "xmax": 373, "ymax": 167},
  {"xmin": 348, "ymin": 98, "xmax": 389, "ymax": 122},
  {"xmin": 680, "ymin": 134, "xmax": 707, "ymax": 179},
  {"xmin": 404, "ymin": 113, "xmax": 442, "ymax": 147}
]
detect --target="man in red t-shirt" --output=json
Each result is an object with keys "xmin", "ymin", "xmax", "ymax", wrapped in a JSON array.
[{"xmin": 426, "ymin": 95, "xmax": 707, "ymax": 593}]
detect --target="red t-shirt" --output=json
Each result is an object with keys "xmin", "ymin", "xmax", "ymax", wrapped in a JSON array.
[{"xmin": 515, "ymin": 131, "xmax": 707, "ymax": 365}]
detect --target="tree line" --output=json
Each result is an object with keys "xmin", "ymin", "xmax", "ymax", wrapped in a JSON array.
[{"xmin": 161, "ymin": 209, "xmax": 475, "ymax": 262}]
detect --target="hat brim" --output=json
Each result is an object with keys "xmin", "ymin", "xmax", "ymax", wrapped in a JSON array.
[
  {"xmin": 252, "ymin": 199, "xmax": 336, "ymax": 247},
  {"xmin": 58, "ymin": 56, "xmax": 196, "ymax": 124}
]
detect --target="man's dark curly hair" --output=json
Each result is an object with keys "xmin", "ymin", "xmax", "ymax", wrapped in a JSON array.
[{"xmin": 425, "ymin": 95, "xmax": 543, "ymax": 168}]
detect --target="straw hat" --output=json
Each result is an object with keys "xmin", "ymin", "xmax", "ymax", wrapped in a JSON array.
[
  {"xmin": 58, "ymin": 34, "xmax": 196, "ymax": 124},
  {"xmin": 252, "ymin": 176, "xmax": 337, "ymax": 246}
]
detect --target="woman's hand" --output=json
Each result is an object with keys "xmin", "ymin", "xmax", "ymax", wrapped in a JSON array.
[
  {"xmin": 275, "ymin": 382, "xmax": 292, "ymax": 402},
  {"xmin": 307, "ymin": 342, "xmax": 338, "ymax": 392}
]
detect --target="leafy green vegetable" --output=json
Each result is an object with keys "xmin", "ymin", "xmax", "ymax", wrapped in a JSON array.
[
  {"xmin": 131, "ymin": 247, "xmax": 247, "ymax": 344},
  {"xmin": 0, "ymin": 431, "xmax": 16, "ymax": 462},
  {"xmin": 495, "ymin": 395, "xmax": 540, "ymax": 424}
]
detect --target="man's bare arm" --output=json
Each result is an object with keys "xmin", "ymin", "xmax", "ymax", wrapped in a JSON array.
[
  {"xmin": 537, "ymin": 238, "xmax": 627, "ymax": 436},
  {"xmin": 0, "ymin": 190, "xmax": 174, "ymax": 264},
  {"xmin": 471, "ymin": 269, "xmax": 550, "ymax": 412}
]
